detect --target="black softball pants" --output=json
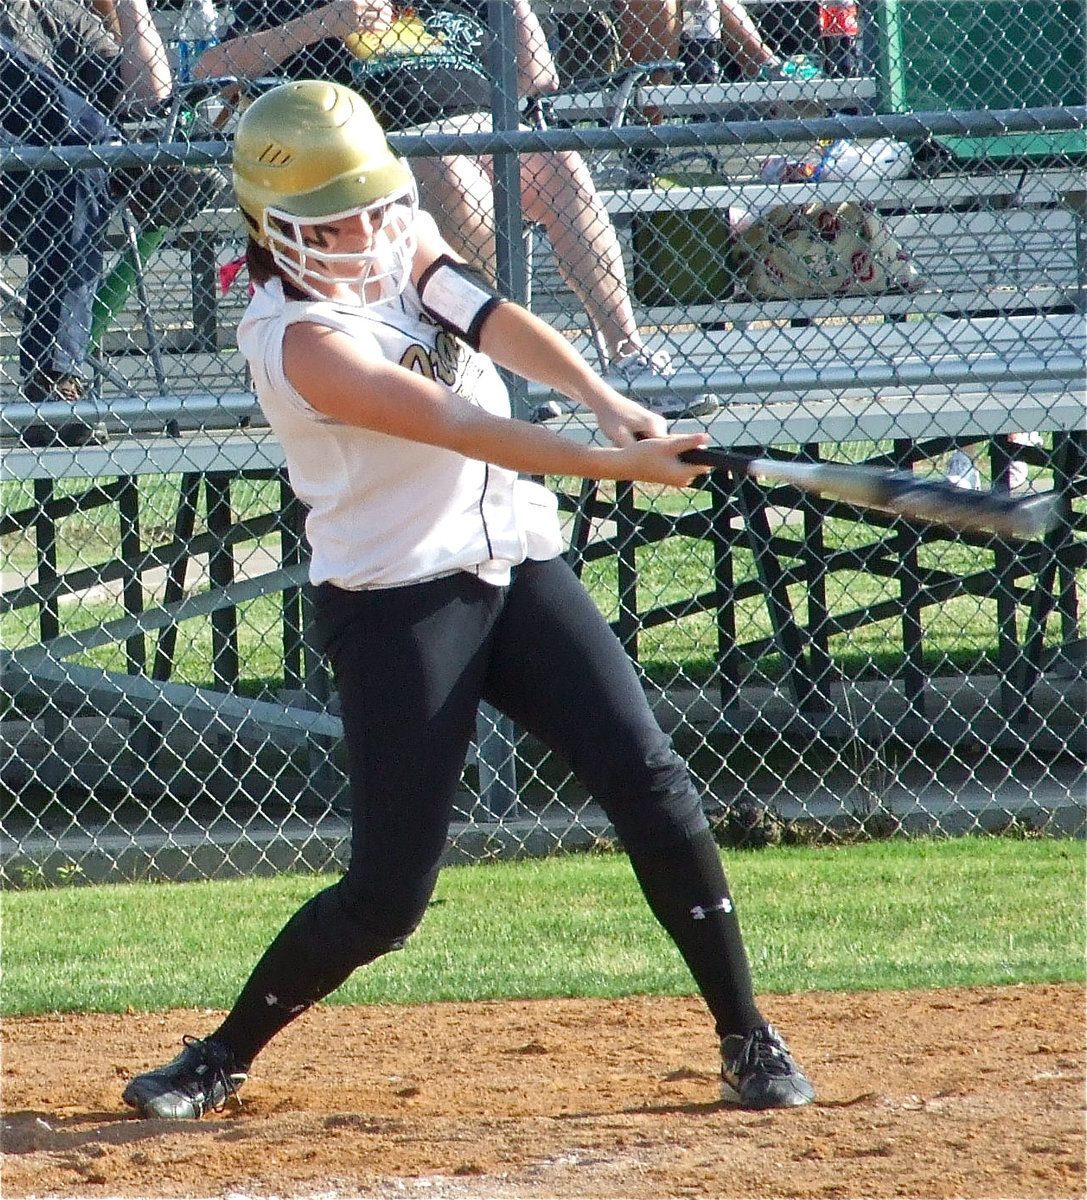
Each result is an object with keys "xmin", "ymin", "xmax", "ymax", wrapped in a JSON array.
[{"xmin": 214, "ymin": 557, "xmax": 762, "ymax": 1065}]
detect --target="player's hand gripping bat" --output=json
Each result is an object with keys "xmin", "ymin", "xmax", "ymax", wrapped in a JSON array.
[{"xmin": 678, "ymin": 448, "xmax": 1059, "ymax": 540}]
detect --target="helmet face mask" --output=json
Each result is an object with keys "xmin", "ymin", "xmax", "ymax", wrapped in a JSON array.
[
  {"xmin": 264, "ymin": 186, "xmax": 418, "ymax": 304},
  {"xmin": 232, "ymin": 80, "xmax": 419, "ymax": 304}
]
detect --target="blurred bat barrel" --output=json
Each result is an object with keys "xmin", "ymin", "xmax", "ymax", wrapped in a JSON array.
[{"xmin": 678, "ymin": 449, "xmax": 1060, "ymax": 540}]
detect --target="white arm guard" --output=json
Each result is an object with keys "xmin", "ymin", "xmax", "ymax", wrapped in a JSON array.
[{"xmin": 417, "ymin": 254, "xmax": 507, "ymax": 351}]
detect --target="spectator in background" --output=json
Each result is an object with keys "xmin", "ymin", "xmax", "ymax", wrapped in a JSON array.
[
  {"xmin": 947, "ymin": 432, "xmax": 1041, "ymax": 493},
  {"xmin": 1, "ymin": 0, "xmax": 171, "ymax": 445},
  {"xmin": 613, "ymin": 0, "xmax": 782, "ymax": 79},
  {"xmin": 195, "ymin": 0, "xmax": 718, "ymax": 418}
]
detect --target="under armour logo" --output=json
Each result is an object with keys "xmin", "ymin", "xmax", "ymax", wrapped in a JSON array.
[
  {"xmin": 690, "ymin": 898, "xmax": 733, "ymax": 919},
  {"xmin": 265, "ymin": 993, "xmax": 309, "ymax": 1014}
]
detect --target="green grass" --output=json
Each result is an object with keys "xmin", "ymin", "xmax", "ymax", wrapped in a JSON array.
[
  {"xmin": 5, "ymin": 468, "xmax": 1069, "ymax": 694},
  {"xmin": 2, "ymin": 838, "xmax": 1081, "ymax": 1016}
]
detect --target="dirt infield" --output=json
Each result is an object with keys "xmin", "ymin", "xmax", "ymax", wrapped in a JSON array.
[{"xmin": 2, "ymin": 984, "xmax": 1083, "ymax": 1199}]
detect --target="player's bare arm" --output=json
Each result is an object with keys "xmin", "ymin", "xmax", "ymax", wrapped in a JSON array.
[
  {"xmin": 281, "ymin": 321, "xmax": 709, "ymax": 488},
  {"xmin": 195, "ymin": 1, "xmax": 394, "ymax": 79},
  {"xmin": 411, "ymin": 218, "xmax": 677, "ymax": 449}
]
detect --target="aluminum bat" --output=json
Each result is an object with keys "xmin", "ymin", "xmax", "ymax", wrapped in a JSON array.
[{"xmin": 678, "ymin": 448, "xmax": 1059, "ymax": 540}]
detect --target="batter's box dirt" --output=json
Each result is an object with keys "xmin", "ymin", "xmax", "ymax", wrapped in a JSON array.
[{"xmin": 2, "ymin": 984, "xmax": 1083, "ymax": 1198}]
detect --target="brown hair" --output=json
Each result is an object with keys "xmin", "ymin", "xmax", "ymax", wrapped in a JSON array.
[{"xmin": 245, "ymin": 236, "xmax": 309, "ymax": 301}]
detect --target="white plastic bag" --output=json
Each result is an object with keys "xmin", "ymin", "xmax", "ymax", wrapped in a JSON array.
[
  {"xmin": 816, "ymin": 138, "xmax": 913, "ymax": 181},
  {"xmin": 760, "ymin": 138, "xmax": 913, "ymax": 184}
]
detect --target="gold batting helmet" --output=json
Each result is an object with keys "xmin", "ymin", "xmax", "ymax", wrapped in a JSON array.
[{"xmin": 232, "ymin": 80, "xmax": 417, "ymax": 301}]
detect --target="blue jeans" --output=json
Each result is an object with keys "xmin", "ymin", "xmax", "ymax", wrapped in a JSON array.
[{"xmin": 0, "ymin": 37, "xmax": 117, "ymax": 383}]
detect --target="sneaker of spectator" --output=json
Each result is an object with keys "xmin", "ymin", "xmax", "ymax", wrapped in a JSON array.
[
  {"xmin": 1006, "ymin": 431, "xmax": 1042, "ymax": 491},
  {"xmin": 1006, "ymin": 459, "xmax": 1029, "ymax": 492},
  {"xmin": 946, "ymin": 449, "xmax": 981, "ymax": 491},
  {"xmin": 19, "ymin": 370, "xmax": 108, "ymax": 448},
  {"xmin": 607, "ymin": 346, "xmax": 720, "ymax": 419}
]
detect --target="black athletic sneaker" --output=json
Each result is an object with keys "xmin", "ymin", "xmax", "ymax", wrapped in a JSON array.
[
  {"xmin": 18, "ymin": 370, "xmax": 108, "ymax": 447},
  {"xmin": 720, "ymin": 1023, "xmax": 816, "ymax": 1109},
  {"xmin": 122, "ymin": 1036, "xmax": 247, "ymax": 1119}
]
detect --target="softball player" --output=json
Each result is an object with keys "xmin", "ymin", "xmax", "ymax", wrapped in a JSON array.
[{"xmin": 122, "ymin": 79, "xmax": 814, "ymax": 1119}]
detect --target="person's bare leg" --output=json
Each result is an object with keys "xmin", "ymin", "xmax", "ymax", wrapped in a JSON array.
[
  {"xmin": 520, "ymin": 148, "xmax": 644, "ymax": 364},
  {"xmin": 613, "ymin": 0, "xmax": 679, "ymax": 68},
  {"xmin": 719, "ymin": 0, "xmax": 779, "ymax": 74},
  {"xmin": 614, "ymin": 0, "xmax": 778, "ymax": 74},
  {"xmin": 413, "ymin": 154, "xmax": 498, "ymax": 270},
  {"xmin": 611, "ymin": 0, "xmax": 679, "ymax": 128},
  {"xmin": 413, "ymin": 147, "xmax": 647, "ymax": 365}
]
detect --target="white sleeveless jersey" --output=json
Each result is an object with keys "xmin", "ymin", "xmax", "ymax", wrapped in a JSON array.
[{"xmin": 238, "ymin": 261, "xmax": 561, "ymax": 590}]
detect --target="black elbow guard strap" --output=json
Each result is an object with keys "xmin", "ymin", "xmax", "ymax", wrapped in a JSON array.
[{"xmin": 417, "ymin": 254, "xmax": 507, "ymax": 351}]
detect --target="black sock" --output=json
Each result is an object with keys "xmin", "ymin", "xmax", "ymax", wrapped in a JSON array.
[
  {"xmin": 211, "ymin": 884, "xmax": 395, "ymax": 1067},
  {"xmin": 627, "ymin": 828, "xmax": 764, "ymax": 1039}
]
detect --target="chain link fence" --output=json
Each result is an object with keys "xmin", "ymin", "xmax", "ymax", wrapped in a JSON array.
[{"xmin": 2, "ymin": 0, "xmax": 1085, "ymax": 886}]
